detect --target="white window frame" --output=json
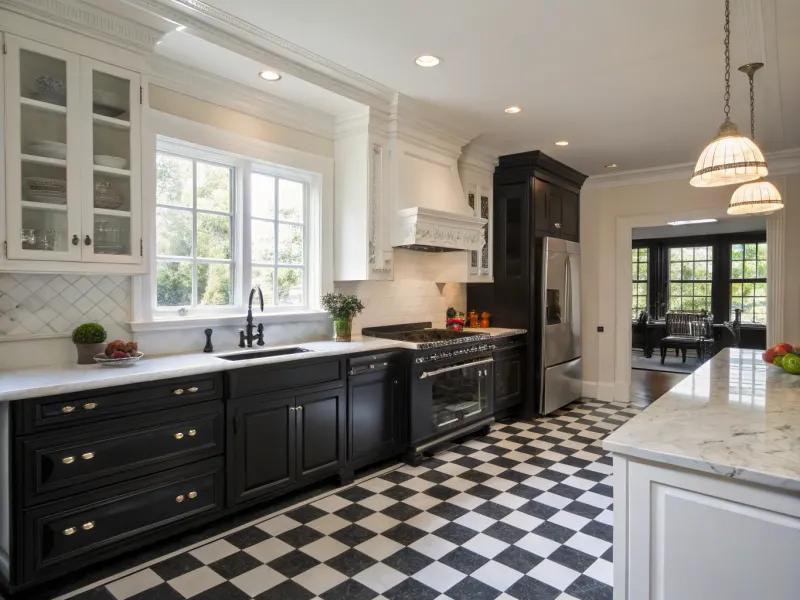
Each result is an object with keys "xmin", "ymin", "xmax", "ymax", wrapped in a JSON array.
[{"xmin": 133, "ymin": 112, "xmax": 331, "ymax": 329}]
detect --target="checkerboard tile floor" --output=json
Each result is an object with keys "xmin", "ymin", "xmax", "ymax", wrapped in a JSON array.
[{"xmin": 69, "ymin": 399, "xmax": 639, "ymax": 600}]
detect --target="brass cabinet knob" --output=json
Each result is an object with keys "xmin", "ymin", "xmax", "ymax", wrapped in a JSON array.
[
  {"xmin": 83, "ymin": 402, "xmax": 98, "ymax": 410},
  {"xmin": 173, "ymin": 389, "xmax": 185, "ymax": 396},
  {"xmin": 188, "ymin": 429, "xmax": 196, "ymax": 437},
  {"xmin": 554, "ymin": 222, "xmax": 562, "ymax": 229},
  {"xmin": 187, "ymin": 387, "xmax": 199, "ymax": 393},
  {"xmin": 176, "ymin": 495, "xmax": 185, "ymax": 503},
  {"xmin": 63, "ymin": 527, "xmax": 77, "ymax": 536},
  {"xmin": 188, "ymin": 491, "xmax": 197, "ymax": 499},
  {"xmin": 174, "ymin": 432, "xmax": 184, "ymax": 440},
  {"xmin": 62, "ymin": 456, "xmax": 75, "ymax": 465},
  {"xmin": 62, "ymin": 405, "xmax": 75, "ymax": 413},
  {"xmin": 297, "ymin": 406, "xmax": 304, "ymax": 412},
  {"xmin": 82, "ymin": 521, "xmax": 95, "ymax": 531},
  {"xmin": 82, "ymin": 452, "xmax": 95, "ymax": 460}
]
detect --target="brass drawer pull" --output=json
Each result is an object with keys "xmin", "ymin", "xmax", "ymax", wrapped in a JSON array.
[
  {"xmin": 82, "ymin": 452, "xmax": 95, "ymax": 460},
  {"xmin": 82, "ymin": 521, "xmax": 95, "ymax": 531},
  {"xmin": 188, "ymin": 491, "xmax": 197, "ymax": 499},
  {"xmin": 83, "ymin": 402, "xmax": 98, "ymax": 410},
  {"xmin": 188, "ymin": 429, "xmax": 196, "ymax": 436},
  {"xmin": 174, "ymin": 432, "xmax": 184, "ymax": 440},
  {"xmin": 62, "ymin": 456, "xmax": 75, "ymax": 465},
  {"xmin": 176, "ymin": 495, "xmax": 185, "ymax": 503},
  {"xmin": 187, "ymin": 387, "xmax": 199, "ymax": 393},
  {"xmin": 62, "ymin": 406, "xmax": 76, "ymax": 413},
  {"xmin": 173, "ymin": 389, "xmax": 185, "ymax": 395},
  {"xmin": 63, "ymin": 527, "xmax": 77, "ymax": 536}
]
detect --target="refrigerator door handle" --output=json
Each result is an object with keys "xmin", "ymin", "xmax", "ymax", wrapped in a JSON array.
[{"xmin": 564, "ymin": 254, "xmax": 571, "ymax": 324}]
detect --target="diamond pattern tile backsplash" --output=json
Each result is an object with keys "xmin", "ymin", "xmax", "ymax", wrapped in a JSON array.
[{"xmin": 0, "ymin": 274, "xmax": 130, "ymax": 338}]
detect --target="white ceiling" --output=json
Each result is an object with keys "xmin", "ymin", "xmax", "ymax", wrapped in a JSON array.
[
  {"xmin": 186, "ymin": 0, "xmax": 800, "ymax": 175},
  {"xmin": 633, "ymin": 215, "xmax": 766, "ymax": 240}
]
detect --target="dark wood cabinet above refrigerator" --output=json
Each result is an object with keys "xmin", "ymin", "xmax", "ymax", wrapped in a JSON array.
[{"xmin": 467, "ymin": 151, "xmax": 587, "ymax": 417}]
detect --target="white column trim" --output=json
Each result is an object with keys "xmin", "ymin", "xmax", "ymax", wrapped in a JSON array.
[{"xmin": 766, "ymin": 188, "xmax": 786, "ymax": 347}]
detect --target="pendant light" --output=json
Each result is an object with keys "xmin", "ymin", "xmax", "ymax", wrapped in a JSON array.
[
  {"xmin": 690, "ymin": 0, "xmax": 767, "ymax": 187},
  {"xmin": 728, "ymin": 63, "xmax": 783, "ymax": 215}
]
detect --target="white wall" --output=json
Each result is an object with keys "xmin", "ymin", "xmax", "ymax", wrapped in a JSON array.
[
  {"xmin": 336, "ymin": 250, "xmax": 466, "ymax": 331},
  {"xmin": 581, "ymin": 174, "xmax": 798, "ymax": 402}
]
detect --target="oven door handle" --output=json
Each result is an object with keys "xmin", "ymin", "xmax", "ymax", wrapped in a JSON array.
[{"xmin": 419, "ymin": 357, "xmax": 494, "ymax": 379}]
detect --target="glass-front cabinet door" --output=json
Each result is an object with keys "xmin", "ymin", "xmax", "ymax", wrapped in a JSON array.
[
  {"xmin": 3, "ymin": 35, "xmax": 82, "ymax": 261},
  {"xmin": 80, "ymin": 58, "xmax": 141, "ymax": 263}
]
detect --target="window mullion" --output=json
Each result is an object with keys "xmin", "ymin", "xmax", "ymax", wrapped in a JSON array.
[
  {"xmin": 192, "ymin": 159, "xmax": 199, "ymax": 308},
  {"xmin": 273, "ymin": 177, "xmax": 280, "ymax": 306}
]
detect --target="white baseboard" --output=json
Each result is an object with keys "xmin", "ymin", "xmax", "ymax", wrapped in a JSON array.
[
  {"xmin": 582, "ymin": 381, "xmax": 598, "ymax": 399},
  {"xmin": 582, "ymin": 380, "xmax": 617, "ymax": 402}
]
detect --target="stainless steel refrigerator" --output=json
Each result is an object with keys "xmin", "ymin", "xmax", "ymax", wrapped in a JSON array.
[{"xmin": 539, "ymin": 237, "xmax": 582, "ymax": 414}]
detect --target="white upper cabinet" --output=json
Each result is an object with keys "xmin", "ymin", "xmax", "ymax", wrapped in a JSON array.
[
  {"xmin": 2, "ymin": 33, "xmax": 144, "ymax": 272},
  {"xmin": 459, "ymin": 152, "xmax": 496, "ymax": 282}
]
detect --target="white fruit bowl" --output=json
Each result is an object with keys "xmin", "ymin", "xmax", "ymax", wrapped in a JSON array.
[
  {"xmin": 94, "ymin": 351, "xmax": 143, "ymax": 367},
  {"xmin": 94, "ymin": 155, "xmax": 128, "ymax": 169}
]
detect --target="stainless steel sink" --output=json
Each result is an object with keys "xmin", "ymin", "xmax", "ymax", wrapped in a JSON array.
[{"xmin": 217, "ymin": 347, "xmax": 313, "ymax": 361}]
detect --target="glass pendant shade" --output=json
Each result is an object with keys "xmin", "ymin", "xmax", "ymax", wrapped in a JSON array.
[
  {"xmin": 728, "ymin": 179, "xmax": 783, "ymax": 215},
  {"xmin": 690, "ymin": 121, "xmax": 768, "ymax": 187}
]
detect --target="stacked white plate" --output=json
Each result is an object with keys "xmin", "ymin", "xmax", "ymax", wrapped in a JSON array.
[
  {"xmin": 24, "ymin": 177, "xmax": 67, "ymax": 205},
  {"xmin": 29, "ymin": 140, "xmax": 67, "ymax": 160}
]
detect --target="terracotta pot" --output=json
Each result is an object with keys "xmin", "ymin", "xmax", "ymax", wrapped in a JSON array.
[
  {"xmin": 333, "ymin": 317, "xmax": 353, "ymax": 342},
  {"xmin": 76, "ymin": 343, "xmax": 105, "ymax": 365}
]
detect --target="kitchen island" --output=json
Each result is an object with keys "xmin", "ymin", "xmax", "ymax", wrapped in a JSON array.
[{"xmin": 604, "ymin": 349, "xmax": 800, "ymax": 600}]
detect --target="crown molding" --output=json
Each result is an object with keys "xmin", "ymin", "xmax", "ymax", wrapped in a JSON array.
[
  {"xmin": 584, "ymin": 147, "xmax": 800, "ymax": 189},
  {"xmin": 121, "ymin": 0, "xmax": 394, "ymax": 109},
  {"xmin": 389, "ymin": 94, "xmax": 476, "ymax": 159},
  {"xmin": 459, "ymin": 143, "xmax": 499, "ymax": 175},
  {"xmin": 2, "ymin": 0, "xmax": 167, "ymax": 53},
  {"xmin": 147, "ymin": 56, "xmax": 336, "ymax": 140}
]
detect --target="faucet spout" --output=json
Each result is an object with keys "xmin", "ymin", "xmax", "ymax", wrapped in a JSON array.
[{"xmin": 249, "ymin": 285, "xmax": 264, "ymax": 312}]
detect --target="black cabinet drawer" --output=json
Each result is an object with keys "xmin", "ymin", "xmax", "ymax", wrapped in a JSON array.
[
  {"xmin": 22, "ymin": 402, "xmax": 224, "ymax": 504},
  {"xmin": 227, "ymin": 359, "xmax": 343, "ymax": 399},
  {"xmin": 19, "ymin": 374, "xmax": 223, "ymax": 434},
  {"xmin": 23, "ymin": 458, "xmax": 223, "ymax": 582}
]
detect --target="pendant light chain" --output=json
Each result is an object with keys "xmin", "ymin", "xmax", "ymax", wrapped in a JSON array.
[
  {"xmin": 749, "ymin": 72, "xmax": 755, "ymax": 140},
  {"xmin": 723, "ymin": 0, "xmax": 731, "ymax": 121}
]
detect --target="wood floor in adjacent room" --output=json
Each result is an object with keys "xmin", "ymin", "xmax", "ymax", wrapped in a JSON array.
[{"xmin": 629, "ymin": 368, "xmax": 687, "ymax": 408}]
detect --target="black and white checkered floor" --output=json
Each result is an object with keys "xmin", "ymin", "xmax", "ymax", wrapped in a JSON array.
[{"xmin": 68, "ymin": 400, "xmax": 638, "ymax": 600}]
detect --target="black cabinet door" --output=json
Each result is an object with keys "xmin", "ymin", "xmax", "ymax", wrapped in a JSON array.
[
  {"xmin": 534, "ymin": 177, "xmax": 565, "ymax": 238},
  {"xmin": 296, "ymin": 389, "xmax": 345, "ymax": 481},
  {"xmin": 347, "ymin": 369, "xmax": 402, "ymax": 468},
  {"xmin": 560, "ymin": 189, "xmax": 580, "ymax": 242},
  {"xmin": 494, "ymin": 346, "xmax": 525, "ymax": 411},
  {"xmin": 228, "ymin": 395, "xmax": 296, "ymax": 506},
  {"xmin": 494, "ymin": 182, "xmax": 529, "ymax": 278}
]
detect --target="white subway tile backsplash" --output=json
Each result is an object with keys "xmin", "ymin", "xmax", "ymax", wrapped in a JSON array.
[{"xmin": 0, "ymin": 274, "xmax": 131, "ymax": 340}]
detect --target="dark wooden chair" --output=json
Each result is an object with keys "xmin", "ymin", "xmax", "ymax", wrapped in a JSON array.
[
  {"xmin": 632, "ymin": 312, "xmax": 650, "ymax": 355},
  {"xmin": 659, "ymin": 312, "xmax": 714, "ymax": 364}
]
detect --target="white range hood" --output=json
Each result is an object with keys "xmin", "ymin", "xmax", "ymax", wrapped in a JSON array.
[{"xmin": 394, "ymin": 207, "xmax": 486, "ymax": 252}]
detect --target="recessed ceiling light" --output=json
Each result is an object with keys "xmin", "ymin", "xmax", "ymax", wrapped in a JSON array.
[
  {"xmin": 605, "ymin": 163, "xmax": 618, "ymax": 168},
  {"xmin": 258, "ymin": 71, "xmax": 282, "ymax": 81},
  {"xmin": 415, "ymin": 55, "xmax": 441, "ymax": 67},
  {"xmin": 504, "ymin": 106, "xmax": 522, "ymax": 114},
  {"xmin": 555, "ymin": 140, "xmax": 569, "ymax": 146},
  {"xmin": 667, "ymin": 219, "xmax": 719, "ymax": 226},
  {"xmin": 176, "ymin": 25, "xmax": 186, "ymax": 32}
]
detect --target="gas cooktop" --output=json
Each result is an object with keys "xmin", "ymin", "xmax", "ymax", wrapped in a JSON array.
[{"xmin": 362, "ymin": 323, "xmax": 489, "ymax": 350}]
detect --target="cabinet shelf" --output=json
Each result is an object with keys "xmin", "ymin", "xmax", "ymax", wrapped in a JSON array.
[
  {"xmin": 21, "ymin": 154, "xmax": 67, "ymax": 168},
  {"xmin": 94, "ymin": 208, "xmax": 131, "ymax": 218},
  {"xmin": 93, "ymin": 165, "xmax": 130, "ymax": 177},
  {"xmin": 20, "ymin": 96, "xmax": 67, "ymax": 114},
  {"xmin": 92, "ymin": 113, "xmax": 130, "ymax": 129},
  {"xmin": 21, "ymin": 200, "xmax": 68, "ymax": 212}
]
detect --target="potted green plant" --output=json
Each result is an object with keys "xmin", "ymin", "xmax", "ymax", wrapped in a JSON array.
[
  {"xmin": 72, "ymin": 322, "xmax": 107, "ymax": 364},
  {"xmin": 321, "ymin": 293, "xmax": 364, "ymax": 342}
]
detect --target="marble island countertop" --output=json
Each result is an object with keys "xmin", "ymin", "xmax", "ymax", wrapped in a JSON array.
[
  {"xmin": 604, "ymin": 349, "xmax": 800, "ymax": 493},
  {"xmin": 0, "ymin": 327, "xmax": 527, "ymax": 402}
]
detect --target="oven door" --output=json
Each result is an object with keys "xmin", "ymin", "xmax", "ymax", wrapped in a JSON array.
[{"xmin": 410, "ymin": 356, "xmax": 494, "ymax": 445}]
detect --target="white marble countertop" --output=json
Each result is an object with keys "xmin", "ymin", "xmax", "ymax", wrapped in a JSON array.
[
  {"xmin": 0, "ymin": 337, "xmax": 407, "ymax": 402},
  {"xmin": 464, "ymin": 327, "xmax": 527, "ymax": 338},
  {"xmin": 0, "ymin": 327, "xmax": 529, "ymax": 402},
  {"xmin": 604, "ymin": 349, "xmax": 800, "ymax": 493}
]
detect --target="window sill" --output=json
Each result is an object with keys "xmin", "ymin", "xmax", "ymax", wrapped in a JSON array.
[{"xmin": 129, "ymin": 311, "xmax": 330, "ymax": 333}]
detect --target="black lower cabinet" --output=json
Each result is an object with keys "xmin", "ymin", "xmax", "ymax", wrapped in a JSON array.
[
  {"xmin": 227, "ymin": 389, "xmax": 345, "ymax": 507},
  {"xmin": 347, "ymin": 365, "xmax": 404, "ymax": 470},
  {"xmin": 22, "ymin": 457, "xmax": 224, "ymax": 584},
  {"xmin": 494, "ymin": 341, "xmax": 526, "ymax": 412},
  {"xmin": 228, "ymin": 395, "xmax": 296, "ymax": 506}
]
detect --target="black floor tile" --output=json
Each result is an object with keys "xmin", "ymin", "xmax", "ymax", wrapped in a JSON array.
[
  {"xmin": 382, "ymin": 547, "xmax": 435, "ymax": 576},
  {"xmin": 324, "ymin": 548, "xmax": 377, "ymax": 577}
]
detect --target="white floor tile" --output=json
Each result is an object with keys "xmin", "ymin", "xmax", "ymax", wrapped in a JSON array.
[
  {"xmin": 405, "ymin": 511, "xmax": 449, "ymax": 533},
  {"xmin": 307, "ymin": 513, "xmax": 350, "ymax": 535},
  {"xmin": 447, "ymin": 492, "xmax": 486, "ymax": 510},
  {"xmin": 189, "ymin": 539, "xmax": 239, "ymax": 565},
  {"xmin": 355, "ymin": 534, "xmax": 405, "ymax": 561},
  {"xmin": 170, "ymin": 566, "xmax": 226, "ymax": 598},
  {"xmin": 564, "ymin": 532, "xmax": 611, "ymax": 558},
  {"xmin": 413, "ymin": 562, "xmax": 466, "ymax": 593},
  {"xmin": 516, "ymin": 533, "xmax": 560, "ymax": 558},
  {"xmin": 311, "ymin": 494, "xmax": 352, "ymax": 513},
  {"xmin": 293, "ymin": 564, "xmax": 348, "ymax": 595},
  {"xmin": 400, "ymin": 477, "xmax": 436, "ymax": 492},
  {"xmin": 549, "ymin": 511, "xmax": 590, "ymax": 531},
  {"xmin": 454, "ymin": 511, "xmax": 496, "ymax": 532},
  {"xmin": 357, "ymin": 512, "xmax": 401, "ymax": 534},
  {"xmin": 300, "ymin": 536, "xmax": 349, "ymax": 562},
  {"xmin": 106, "ymin": 569, "xmax": 162, "ymax": 600},
  {"xmin": 244, "ymin": 537, "xmax": 293, "ymax": 563},
  {"xmin": 257, "ymin": 514, "xmax": 302, "ymax": 536},
  {"xmin": 353, "ymin": 563, "xmax": 406, "ymax": 594},
  {"xmin": 359, "ymin": 493, "xmax": 399, "ymax": 512},
  {"xmin": 403, "ymin": 492, "xmax": 443, "ymax": 511},
  {"xmin": 501, "ymin": 510, "xmax": 544, "ymax": 532},
  {"xmin": 472, "ymin": 560, "xmax": 524, "ymax": 591},
  {"xmin": 409, "ymin": 533, "xmax": 457, "ymax": 559},
  {"xmin": 461, "ymin": 533, "xmax": 510, "ymax": 558},
  {"xmin": 528, "ymin": 559, "xmax": 581, "ymax": 591},
  {"xmin": 585, "ymin": 558, "xmax": 614, "ymax": 586}
]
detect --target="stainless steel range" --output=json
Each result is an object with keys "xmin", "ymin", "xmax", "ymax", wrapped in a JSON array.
[{"xmin": 362, "ymin": 322, "xmax": 496, "ymax": 465}]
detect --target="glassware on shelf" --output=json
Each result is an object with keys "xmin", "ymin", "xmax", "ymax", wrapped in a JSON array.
[
  {"xmin": 94, "ymin": 180, "xmax": 124, "ymax": 210},
  {"xmin": 35, "ymin": 75, "xmax": 66, "ymax": 106},
  {"xmin": 21, "ymin": 228, "xmax": 58, "ymax": 251}
]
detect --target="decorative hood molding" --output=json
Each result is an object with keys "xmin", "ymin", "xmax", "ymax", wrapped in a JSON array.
[{"xmin": 394, "ymin": 207, "xmax": 486, "ymax": 253}]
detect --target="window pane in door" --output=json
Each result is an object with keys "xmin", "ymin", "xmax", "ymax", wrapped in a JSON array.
[{"xmin": 668, "ymin": 245, "xmax": 713, "ymax": 315}]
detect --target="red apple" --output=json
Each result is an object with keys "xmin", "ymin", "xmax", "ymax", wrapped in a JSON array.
[
  {"xmin": 775, "ymin": 343, "xmax": 794, "ymax": 356},
  {"xmin": 112, "ymin": 350, "xmax": 127, "ymax": 359},
  {"xmin": 763, "ymin": 348, "xmax": 777, "ymax": 364}
]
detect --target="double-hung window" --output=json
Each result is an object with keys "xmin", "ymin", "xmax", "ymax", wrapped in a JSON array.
[
  {"xmin": 152, "ymin": 137, "xmax": 313, "ymax": 318},
  {"xmin": 668, "ymin": 245, "xmax": 713, "ymax": 313},
  {"xmin": 632, "ymin": 248, "xmax": 649, "ymax": 319},
  {"xmin": 730, "ymin": 242, "xmax": 767, "ymax": 324}
]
